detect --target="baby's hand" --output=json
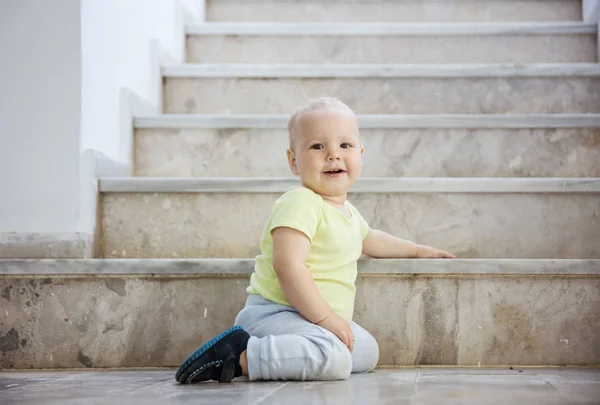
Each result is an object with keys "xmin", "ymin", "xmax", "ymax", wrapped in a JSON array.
[
  {"xmin": 416, "ymin": 244, "xmax": 455, "ymax": 258},
  {"xmin": 317, "ymin": 313, "xmax": 354, "ymax": 352}
]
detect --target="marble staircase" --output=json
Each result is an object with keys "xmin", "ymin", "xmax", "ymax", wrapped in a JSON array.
[
  {"xmin": 1, "ymin": 259, "xmax": 599, "ymax": 369},
  {"xmin": 133, "ymin": 115, "xmax": 600, "ymax": 178},
  {"xmin": 2, "ymin": 0, "xmax": 600, "ymax": 370},
  {"xmin": 162, "ymin": 64, "xmax": 600, "ymax": 114},
  {"xmin": 99, "ymin": 178, "xmax": 600, "ymax": 259},
  {"xmin": 185, "ymin": 22, "xmax": 597, "ymax": 63},
  {"xmin": 205, "ymin": 0, "xmax": 584, "ymax": 23}
]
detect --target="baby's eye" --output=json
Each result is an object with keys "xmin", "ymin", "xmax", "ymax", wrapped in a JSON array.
[
  {"xmin": 340, "ymin": 143, "xmax": 352, "ymax": 149},
  {"xmin": 310, "ymin": 144, "xmax": 324, "ymax": 150}
]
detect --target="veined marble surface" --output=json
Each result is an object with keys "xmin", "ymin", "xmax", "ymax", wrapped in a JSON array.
[
  {"xmin": 186, "ymin": 35, "xmax": 595, "ymax": 64},
  {"xmin": 99, "ymin": 178, "xmax": 600, "ymax": 193},
  {"xmin": 1, "ymin": 275, "xmax": 599, "ymax": 368},
  {"xmin": 100, "ymin": 192, "xmax": 600, "ymax": 259},
  {"xmin": 0, "ymin": 233, "xmax": 93, "ymax": 259},
  {"xmin": 164, "ymin": 64, "xmax": 600, "ymax": 78},
  {"xmin": 163, "ymin": 77, "xmax": 600, "ymax": 114},
  {"xmin": 1, "ymin": 369, "xmax": 600, "ymax": 405},
  {"xmin": 187, "ymin": 21, "xmax": 595, "ymax": 35},
  {"xmin": 206, "ymin": 0, "xmax": 582, "ymax": 23},
  {"xmin": 134, "ymin": 128, "xmax": 600, "ymax": 178},
  {"xmin": 133, "ymin": 114, "xmax": 600, "ymax": 129},
  {"xmin": 1, "ymin": 259, "xmax": 599, "ymax": 275}
]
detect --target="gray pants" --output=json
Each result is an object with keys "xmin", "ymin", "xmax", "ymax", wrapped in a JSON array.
[{"xmin": 234, "ymin": 294, "xmax": 379, "ymax": 381}]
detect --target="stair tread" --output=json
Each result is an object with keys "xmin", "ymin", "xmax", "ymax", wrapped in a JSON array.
[
  {"xmin": 134, "ymin": 114, "xmax": 600, "ymax": 129},
  {"xmin": 163, "ymin": 63, "xmax": 600, "ymax": 78},
  {"xmin": 2, "ymin": 258, "xmax": 599, "ymax": 275},
  {"xmin": 98, "ymin": 177, "xmax": 600, "ymax": 193},
  {"xmin": 186, "ymin": 21, "xmax": 596, "ymax": 35}
]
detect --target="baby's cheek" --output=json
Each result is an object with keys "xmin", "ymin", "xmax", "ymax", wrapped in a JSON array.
[{"xmin": 351, "ymin": 155, "xmax": 363, "ymax": 168}]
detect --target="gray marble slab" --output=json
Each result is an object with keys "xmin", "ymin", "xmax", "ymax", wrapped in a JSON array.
[
  {"xmin": 1, "ymin": 275, "xmax": 599, "ymax": 368},
  {"xmin": 2, "ymin": 259, "xmax": 599, "ymax": 276},
  {"xmin": 2, "ymin": 369, "xmax": 598, "ymax": 405},
  {"xmin": 186, "ymin": 21, "xmax": 596, "ymax": 35},
  {"xmin": 134, "ymin": 127, "xmax": 600, "ymax": 178},
  {"xmin": 99, "ymin": 192, "xmax": 600, "ymax": 259},
  {"xmin": 163, "ymin": 77, "xmax": 600, "ymax": 114},
  {"xmin": 0, "ymin": 233, "xmax": 93, "ymax": 260},
  {"xmin": 163, "ymin": 63, "xmax": 600, "ymax": 78},
  {"xmin": 98, "ymin": 177, "xmax": 600, "ymax": 193},
  {"xmin": 133, "ymin": 114, "xmax": 600, "ymax": 129},
  {"xmin": 187, "ymin": 31, "xmax": 596, "ymax": 64},
  {"xmin": 206, "ymin": 0, "xmax": 582, "ymax": 23}
]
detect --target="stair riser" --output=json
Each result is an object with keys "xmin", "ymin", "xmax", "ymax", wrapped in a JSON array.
[
  {"xmin": 2, "ymin": 275, "xmax": 598, "ymax": 368},
  {"xmin": 186, "ymin": 35, "xmax": 595, "ymax": 64},
  {"xmin": 164, "ymin": 77, "xmax": 600, "ymax": 115},
  {"xmin": 206, "ymin": 1, "xmax": 582, "ymax": 23},
  {"xmin": 134, "ymin": 128, "xmax": 600, "ymax": 178},
  {"xmin": 101, "ymin": 193, "xmax": 600, "ymax": 259}
]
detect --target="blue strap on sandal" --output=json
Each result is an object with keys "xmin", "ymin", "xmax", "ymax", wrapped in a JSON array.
[{"xmin": 175, "ymin": 326, "xmax": 250, "ymax": 384}]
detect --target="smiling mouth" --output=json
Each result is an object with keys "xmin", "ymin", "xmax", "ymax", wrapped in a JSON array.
[{"xmin": 324, "ymin": 169, "xmax": 346, "ymax": 174}]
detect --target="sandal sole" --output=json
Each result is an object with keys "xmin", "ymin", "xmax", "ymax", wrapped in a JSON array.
[{"xmin": 175, "ymin": 325, "xmax": 244, "ymax": 383}]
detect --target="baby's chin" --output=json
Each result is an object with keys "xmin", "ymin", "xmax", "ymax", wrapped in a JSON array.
[{"xmin": 301, "ymin": 182, "xmax": 354, "ymax": 198}]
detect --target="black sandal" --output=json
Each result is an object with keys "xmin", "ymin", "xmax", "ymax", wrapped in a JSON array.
[{"xmin": 176, "ymin": 326, "xmax": 250, "ymax": 384}]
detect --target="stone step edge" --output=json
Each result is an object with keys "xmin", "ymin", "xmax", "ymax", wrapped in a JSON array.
[
  {"xmin": 162, "ymin": 63, "xmax": 600, "ymax": 78},
  {"xmin": 1, "ymin": 259, "xmax": 599, "ymax": 276},
  {"xmin": 186, "ymin": 21, "xmax": 596, "ymax": 36},
  {"xmin": 134, "ymin": 114, "xmax": 600, "ymax": 129},
  {"xmin": 98, "ymin": 178, "xmax": 600, "ymax": 193}
]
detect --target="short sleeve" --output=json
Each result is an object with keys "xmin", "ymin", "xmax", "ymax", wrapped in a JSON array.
[
  {"xmin": 269, "ymin": 187, "xmax": 322, "ymax": 241},
  {"xmin": 348, "ymin": 203, "xmax": 370, "ymax": 240}
]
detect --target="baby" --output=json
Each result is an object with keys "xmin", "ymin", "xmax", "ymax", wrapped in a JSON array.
[{"xmin": 176, "ymin": 98, "xmax": 454, "ymax": 384}]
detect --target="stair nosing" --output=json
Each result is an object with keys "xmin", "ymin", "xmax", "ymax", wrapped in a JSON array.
[
  {"xmin": 186, "ymin": 21, "xmax": 597, "ymax": 36},
  {"xmin": 134, "ymin": 114, "xmax": 600, "ymax": 129},
  {"xmin": 2, "ymin": 259, "xmax": 599, "ymax": 276},
  {"xmin": 162, "ymin": 63, "xmax": 600, "ymax": 78},
  {"xmin": 98, "ymin": 178, "xmax": 600, "ymax": 194}
]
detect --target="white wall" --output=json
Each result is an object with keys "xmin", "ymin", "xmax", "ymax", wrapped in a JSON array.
[
  {"xmin": 583, "ymin": 0, "xmax": 600, "ymax": 22},
  {"xmin": 81, "ymin": 0, "xmax": 204, "ymax": 166},
  {"xmin": 0, "ymin": 0, "xmax": 82, "ymax": 233},
  {"xmin": 0, "ymin": 0, "xmax": 203, "ymax": 249}
]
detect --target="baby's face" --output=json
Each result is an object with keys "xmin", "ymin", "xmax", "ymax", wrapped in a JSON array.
[{"xmin": 287, "ymin": 110, "xmax": 363, "ymax": 199}]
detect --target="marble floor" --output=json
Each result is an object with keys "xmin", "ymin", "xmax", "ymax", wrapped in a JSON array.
[{"xmin": 1, "ymin": 368, "xmax": 599, "ymax": 405}]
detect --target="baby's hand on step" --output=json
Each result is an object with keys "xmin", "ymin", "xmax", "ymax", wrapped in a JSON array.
[
  {"xmin": 317, "ymin": 313, "xmax": 354, "ymax": 352},
  {"xmin": 415, "ymin": 244, "xmax": 456, "ymax": 259}
]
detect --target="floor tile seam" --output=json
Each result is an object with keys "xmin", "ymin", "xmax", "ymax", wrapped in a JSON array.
[
  {"xmin": 251, "ymin": 381, "xmax": 290, "ymax": 405},
  {"xmin": 412, "ymin": 367, "xmax": 421, "ymax": 397},
  {"xmin": 0, "ymin": 373, "xmax": 81, "ymax": 393},
  {"xmin": 0, "ymin": 375, "xmax": 173, "ymax": 396},
  {"xmin": 121, "ymin": 378, "xmax": 176, "ymax": 397}
]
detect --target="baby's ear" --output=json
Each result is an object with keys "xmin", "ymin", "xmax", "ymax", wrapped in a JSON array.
[
  {"xmin": 360, "ymin": 145, "xmax": 365, "ymax": 155},
  {"xmin": 286, "ymin": 148, "xmax": 299, "ymax": 175}
]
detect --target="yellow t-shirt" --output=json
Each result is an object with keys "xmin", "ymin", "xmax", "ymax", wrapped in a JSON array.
[{"xmin": 247, "ymin": 186, "xmax": 370, "ymax": 321}]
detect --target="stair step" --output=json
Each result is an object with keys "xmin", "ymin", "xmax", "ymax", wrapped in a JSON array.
[
  {"xmin": 186, "ymin": 22, "xmax": 596, "ymax": 63},
  {"xmin": 100, "ymin": 177, "xmax": 600, "ymax": 193},
  {"xmin": 187, "ymin": 21, "xmax": 596, "ymax": 36},
  {"xmin": 134, "ymin": 114, "xmax": 600, "ymax": 129},
  {"xmin": 206, "ymin": 0, "xmax": 583, "ymax": 23},
  {"xmin": 99, "ymin": 178, "xmax": 600, "ymax": 259},
  {"xmin": 2, "ymin": 259, "xmax": 599, "ymax": 368},
  {"xmin": 163, "ymin": 63, "xmax": 600, "ymax": 78},
  {"xmin": 163, "ymin": 65, "xmax": 600, "ymax": 114},
  {"xmin": 4, "ymin": 258, "xmax": 599, "ymax": 275},
  {"xmin": 133, "ymin": 125, "xmax": 600, "ymax": 178},
  {"xmin": 134, "ymin": 114, "xmax": 600, "ymax": 178}
]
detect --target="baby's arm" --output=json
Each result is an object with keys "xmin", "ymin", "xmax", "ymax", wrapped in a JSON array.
[
  {"xmin": 272, "ymin": 227, "xmax": 354, "ymax": 351},
  {"xmin": 362, "ymin": 229, "xmax": 455, "ymax": 259}
]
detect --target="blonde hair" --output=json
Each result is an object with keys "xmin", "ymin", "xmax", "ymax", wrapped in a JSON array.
[{"xmin": 287, "ymin": 97, "xmax": 356, "ymax": 149}]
